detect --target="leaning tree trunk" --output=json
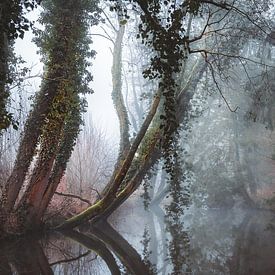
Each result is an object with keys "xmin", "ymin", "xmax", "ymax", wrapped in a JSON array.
[
  {"xmin": 58, "ymin": 57, "xmax": 208, "ymax": 230},
  {"xmin": 111, "ymin": 22, "xmax": 130, "ymax": 157},
  {"xmin": 102, "ymin": 20, "xmax": 131, "ymax": 198},
  {"xmin": 58, "ymin": 92, "xmax": 161, "ymax": 229}
]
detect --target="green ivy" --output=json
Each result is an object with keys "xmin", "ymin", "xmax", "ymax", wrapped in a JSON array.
[
  {"xmin": 0, "ymin": 0, "xmax": 40, "ymax": 132},
  {"xmin": 108, "ymin": 0, "xmax": 202, "ymax": 174}
]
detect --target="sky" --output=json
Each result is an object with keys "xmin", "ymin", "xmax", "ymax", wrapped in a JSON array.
[
  {"xmin": 14, "ymin": 9, "xmax": 119, "ymax": 140},
  {"xmin": 87, "ymin": 27, "xmax": 119, "ymax": 139}
]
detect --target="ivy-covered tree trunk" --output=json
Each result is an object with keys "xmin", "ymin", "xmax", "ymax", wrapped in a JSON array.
[
  {"xmin": 0, "ymin": 1, "xmax": 14, "ymax": 133},
  {"xmin": 34, "ymin": 102, "xmax": 82, "ymax": 224},
  {"xmin": 0, "ymin": 30, "xmax": 9, "ymax": 131},
  {"xmin": 2, "ymin": 84, "xmax": 61, "ymax": 213},
  {"xmin": 0, "ymin": 0, "xmax": 99, "ymax": 235}
]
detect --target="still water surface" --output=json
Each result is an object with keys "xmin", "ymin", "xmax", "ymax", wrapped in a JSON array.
[{"xmin": 1, "ymin": 200, "xmax": 275, "ymax": 275}]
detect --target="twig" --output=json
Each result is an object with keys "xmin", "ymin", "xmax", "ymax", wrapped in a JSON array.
[
  {"xmin": 102, "ymin": 9, "xmax": 117, "ymax": 32},
  {"xmin": 88, "ymin": 33, "xmax": 114, "ymax": 44},
  {"xmin": 54, "ymin": 191, "xmax": 92, "ymax": 205},
  {"xmin": 189, "ymin": 49, "xmax": 275, "ymax": 68},
  {"xmin": 90, "ymin": 187, "xmax": 102, "ymax": 199},
  {"xmin": 49, "ymin": 251, "xmax": 93, "ymax": 266},
  {"xmin": 206, "ymin": 60, "xmax": 239, "ymax": 112}
]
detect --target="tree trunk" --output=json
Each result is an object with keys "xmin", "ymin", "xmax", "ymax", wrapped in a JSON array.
[
  {"xmin": 35, "ymin": 103, "xmax": 82, "ymax": 224},
  {"xmin": 91, "ymin": 221, "xmax": 153, "ymax": 275},
  {"xmin": 2, "ymin": 82, "xmax": 61, "ymax": 213},
  {"xmin": 58, "ymin": 93, "xmax": 161, "ymax": 229},
  {"xmin": 1, "ymin": 0, "xmax": 98, "ymax": 234},
  {"xmin": 0, "ymin": 30, "xmax": 9, "ymax": 132},
  {"xmin": 111, "ymin": 23, "xmax": 130, "ymax": 157}
]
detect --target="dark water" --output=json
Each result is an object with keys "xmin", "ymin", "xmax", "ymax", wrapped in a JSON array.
[{"xmin": 1, "ymin": 201, "xmax": 275, "ymax": 275}]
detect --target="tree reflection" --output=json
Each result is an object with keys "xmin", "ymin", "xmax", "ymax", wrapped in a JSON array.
[
  {"xmin": 185, "ymin": 209, "xmax": 275, "ymax": 275},
  {"xmin": 229, "ymin": 211, "xmax": 275, "ymax": 275},
  {"xmin": 61, "ymin": 228, "xmax": 120, "ymax": 275},
  {"xmin": 0, "ymin": 220, "xmax": 152, "ymax": 275},
  {"xmin": 164, "ymin": 184, "xmax": 191, "ymax": 273},
  {"xmin": 0, "ymin": 236, "xmax": 53, "ymax": 274},
  {"xmin": 88, "ymin": 221, "xmax": 153, "ymax": 275},
  {"xmin": 1, "ymin": 209, "xmax": 275, "ymax": 274}
]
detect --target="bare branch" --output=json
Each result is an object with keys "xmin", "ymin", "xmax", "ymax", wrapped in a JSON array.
[
  {"xmin": 189, "ymin": 49, "xmax": 275, "ymax": 68},
  {"xmin": 201, "ymin": 0, "xmax": 269, "ymax": 35},
  {"xmin": 101, "ymin": 9, "xmax": 117, "ymax": 32},
  {"xmin": 206, "ymin": 59, "xmax": 239, "ymax": 112},
  {"xmin": 188, "ymin": 7, "xmax": 212, "ymax": 44},
  {"xmin": 54, "ymin": 191, "xmax": 92, "ymax": 205},
  {"xmin": 88, "ymin": 33, "xmax": 114, "ymax": 44},
  {"xmin": 89, "ymin": 187, "xmax": 102, "ymax": 199},
  {"xmin": 200, "ymin": 0, "xmax": 230, "ymax": 10},
  {"xmin": 49, "ymin": 251, "xmax": 92, "ymax": 266}
]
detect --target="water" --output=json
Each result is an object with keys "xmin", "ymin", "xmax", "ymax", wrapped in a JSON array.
[{"xmin": 1, "ymin": 200, "xmax": 275, "ymax": 275}]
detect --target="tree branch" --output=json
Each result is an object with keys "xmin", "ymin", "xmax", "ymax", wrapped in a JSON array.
[
  {"xmin": 88, "ymin": 33, "xmax": 114, "ymax": 44},
  {"xmin": 54, "ymin": 191, "xmax": 92, "ymax": 205},
  {"xmin": 206, "ymin": 59, "xmax": 239, "ymax": 112},
  {"xmin": 189, "ymin": 49, "xmax": 275, "ymax": 68},
  {"xmin": 111, "ymin": 23, "xmax": 130, "ymax": 158},
  {"xmin": 49, "ymin": 251, "xmax": 92, "ymax": 266},
  {"xmin": 57, "ymin": 92, "xmax": 161, "ymax": 229}
]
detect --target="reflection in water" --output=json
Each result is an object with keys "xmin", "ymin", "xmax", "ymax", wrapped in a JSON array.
[
  {"xmin": 87, "ymin": 221, "xmax": 152, "ymax": 274},
  {"xmin": 187, "ymin": 209, "xmax": 275, "ymax": 275},
  {"xmin": 1, "ymin": 207, "xmax": 275, "ymax": 274},
  {"xmin": 0, "ymin": 236, "xmax": 54, "ymax": 275}
]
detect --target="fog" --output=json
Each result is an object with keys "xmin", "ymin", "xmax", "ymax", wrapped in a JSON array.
[{"xmin": 1, "ymin": 1, "xmax": 275, "ymax": 274}]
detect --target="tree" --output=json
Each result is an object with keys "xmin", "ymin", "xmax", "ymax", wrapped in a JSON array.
[
  {"xmin": 60, "ymin": 0, "xmax": 273, "ymax": 228},
  {"xmin": 0, "ymin": 0, "xmax": 273, "ymax": 236},
  {"xmin": 0, "ymin": 0, "xmax": 100, "ymax": 235}
]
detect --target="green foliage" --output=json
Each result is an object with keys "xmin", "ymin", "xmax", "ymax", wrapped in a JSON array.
[
  {"xmin": 0, "ymin": 0, "xmax": 39, "ymax": 40},
  {"xmin": 0, "ymin": 0, "xmax": 40, "ymax": 132},
  {"xmin": 35, "ymin": 0, "xmax": 100, "ymax": 94},
  {"xmin": 164, "ymin": 147, "xmax": 192, "ymax": 274},
  {"xmin": 141, "ymin": 167, "xmax": 158, "ymax": 210},
  {"xmin": 107, "ymin": 1, "xmax": 203, "ymax": 175},
  {"xmin": 141, "ymin": 227, "xmax": 157, "ymax": 274},
  {"xmin": 32, "ymin": 0, "xmax": 101, "ymax": 165}
]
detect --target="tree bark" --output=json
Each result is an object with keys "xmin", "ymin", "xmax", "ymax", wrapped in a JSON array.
[
  {"xmin": 111, "ymin": 23, "xmax": 130, "ymax": 157},
  {"xmin": 2, "ymin": 82, "xmax": 62, "ymax": 213},
  {"xmin": 35, "ymin": 102, "xmax": 82, "ymax": 224},
  {"xmin": 0, "ymin": 30, "xmax": 9, "ymax": 132}
]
